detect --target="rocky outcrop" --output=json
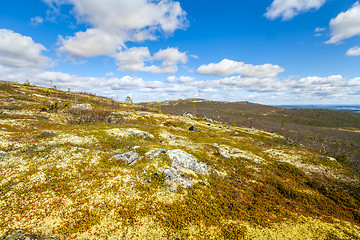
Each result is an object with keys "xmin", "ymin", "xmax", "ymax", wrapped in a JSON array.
[
  {"xmin": 166, "ymin": 149, "xmax": 210, "ymax": 175},
  {"xmin": 110, "ymin": 151, "xmax": 139, "ymax": 165},
  {"xmin": 147, "ymin": 148, "xmax": 211, "ymax": 191},
  {"xmin": 135, "ymin": 112, "xmax": 152, "ymax": 117},
  {"xmin": 71, "ymin": 103, "xmax": 92, "ymax": 110},
  {"xmin": 182, "ymin": 112, "xmax": 195, "ymax": 119}
]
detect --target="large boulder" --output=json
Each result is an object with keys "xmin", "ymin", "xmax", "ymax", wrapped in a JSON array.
[
  {"xmin": 166, "ymin": 149, "xmax": 210, "ymax": 175},
  {"xmin": 110, "ymin": 151, "xmax": 139, "ymax": 165},
  {"xmin": 219, "ymin": 149, "xmax": 231, "ymax": 159},
  {"xmin": 189, "ymin": 125, "xmax": 199, "ymax": 131}
]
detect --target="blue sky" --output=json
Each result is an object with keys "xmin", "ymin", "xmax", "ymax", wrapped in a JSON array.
[{"xmin": 0, "ymin": 0, "xmax": 360, "ymax": 104}]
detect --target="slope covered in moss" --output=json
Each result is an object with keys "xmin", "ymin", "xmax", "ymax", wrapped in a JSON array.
[{"xmin": 1, "ymin": 81, "xmax": 359, "ymax": 239}]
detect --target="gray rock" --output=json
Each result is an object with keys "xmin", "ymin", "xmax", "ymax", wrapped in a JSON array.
[
  {"xmin": 127, "ymin": 129, "xmax": 154, "ymax": 139},
  {"xmin": 206, "ymin": 123, "xmax": 211, "ymax": 126},
  {"xmin": 230, "ymin": 148, "xmax": 241, "ymax": 154},
  {"xmin": 110, "ymin": 151, "xmax": 139, "ymax": 165},
  {"xmin": 182, "ymin": 112, "xmax": 195, "ymax": 119},
  {"xmin": 136, "ymin": 112, "xmax": 152, "ymax": 117},
  {"xmin": 164, "ymin": 167, "xmax": 193, "ymax": 192},
  {"xmin": 8, "ymin": 98, "xmax": 16, "ymax": 102},
  {"xmin": 219, "ymin": 149, "xmax": 231, "ymax": 159},
  {"xmin": 148, "ymin": 148, "xmax": 168, "ymax": 158},
  {"xmin": 189, "ymin": 125, "xmax": 199, "ymax": 131},
  {"xmin": 219, "ymin": 126, "xmax": 223, "ymax": 129},
  {"xmin": 38, "ymin": 131, "xmax": 55, "ymax": 137},
  {"xmin": 226, "ymin": 126, "xmax": 234, "ymax": 130},
  {"xmin": 71, "ymin": 103, "xmax": 92, "ymax": 110},
  {"xmin": 204, "ymin": 118, "xmax": 214, "ymax": 123},
  {"xmin": 0, "ymin": 150, "xmax": 7, "ymax": 161},
  {"xmin": 0, "ymin": 229, "xmax": 58, "ymax": 240},
  {"xmin": 166, "ymin": 149, "xmax": 211, "ymax": 175}
]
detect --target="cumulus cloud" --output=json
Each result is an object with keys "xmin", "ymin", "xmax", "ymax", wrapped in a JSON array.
[
  {"xmin": 197, "ymin": 59, "xmax": 284, "ymax": 78},
  {"xmin": 47, "ymin": 0, "xmax": 187, "ymax": 58},
  {"xmin": 327, "ymin": 2, "xmax": 360, "ymax": 44},
  {"xmin": 265, "ymin": 0, "xmax": 326, "ymax": 20},
  {"xmin": 0, "ymin": 29, "xmax": 51, "ymax": 68},
  {"xmin": 165, "ymin": 75, "xmax": 195, "ymax": 83},
  {"xmin": 115, "ymin": 47, "xmax": 188, "ymax": 74},
  {"xmin": 346, "ymin": 46, "xmax": 360, "ymax": 56}
]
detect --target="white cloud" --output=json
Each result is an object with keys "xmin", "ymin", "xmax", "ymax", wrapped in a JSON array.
[
  {"xmin": 115, "ymin": 47, "xmax": 187, "ymax": 74},
  {"xmin": 105, "ymin": 72, "xmax": 115, "ymax": 77},
  {"xmin": 0, "ymin": 29, "xmax": 51, "ymax": 68},
  {"xmin": 346, "ymin": 46, "xmax": 360, "ymax": 56},
  {"xmin": 197, "ymin": 59, "xmax": 284, "ymax": 78},
  {"xmin": 152, "ymin": 47, "xmax": 188, "ymax": 66},
  {"xmin": 165, "ymin": 75, "xmax": 195, "ymax": 83},
  {"xmin": 327, "ymin": 2, "xmax": 360, "ymax": 44},
  {"xmin": 265, "ymin": 0, "xmax": 326, "ymax": 20},
  {"xmin": 315, "ymin": 27, "xmax": 326, "ymax": 32},
  {"xmin": 31, "ymin": 16, "xmax": 44, "ymax": 25},
  {"xmin": 47, "ymin": 0, "xmax": 187, "ymax": 58}
]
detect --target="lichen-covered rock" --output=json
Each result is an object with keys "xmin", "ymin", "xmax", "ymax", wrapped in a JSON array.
[
  {"xmin": 148, "ymin": 148, "xmax": 168, "ymax": 158},
  {"xmin": 127, "ymin": 129, "xmax": 154, "ymax": 139},
  {"xmin": 110, "ymin": 151, "xmax": 139, "ymax": 165},
  {"xmin": 219, "ymin": 149, "xmax": 231, "ymax": 159},
  {"xmin": 166, "ymin": 149, "xmax": 210, "ymax": 175},
  {"xmin": 164, "ymin": 167, "xmax": 193, "ymax": 192},
  {"xmin": 0, "ymin": 150, "xmax": 7, "ymax": 161},
  {"xmin": 182, "ymin": 112, "xmax": 195, "ymax": 119}
]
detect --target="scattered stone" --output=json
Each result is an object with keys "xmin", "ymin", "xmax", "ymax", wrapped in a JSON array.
[
  {"xmin": 110, "ymin": 151, "xmax": 139, "ymax": 165},
  {"xmin": 189, "ymin": 125, "xmax": 199, "ymax": 131},
  {"xmin": 0, "ymin": 229, "xmax": 59, "ymax": 240},
  {"xmin": 127, "ymin": 129, "xmax": 154, "ymax": 139},
  {"xmin": 8, "ymin": 98, "xmax": 16, "ymax": 102},
  {"xmin": 207, "ymin": 123, "xmax": 211, "ymax": 126},
  {"xmin": 219, "ymin": 149, "xmax": 231, "ymax": 159},
  {"xmin": 166, "ymin": 149, "xmax": 211, "ymax": 175},
  {"xmin": 327, "ymin": 157, "xmax": 337, "ymax": 161},
  {"xmin": 131, "ymin": 146, "xmax": 140, "ymax": 150},
  {"xmin": 182, "ymin": 112, "xmax": 195, "ymax": 119},
  {"xmin": 219, "ymin": 126, "xmax": 223, "ymax": 129},
  {"xmin": 71, "ymin": 103, "xmax": 92, "ymax": 110},
  {"xmin": 0, "ymin": 150, "xmax": 7, "ymax": 161},
  {"xmin": 38, "ymin": 131, "xmax": 55, "ymax": 137},
  {"xmin": 204, "ymin": 118, "xmax": 214, "ymax": 123},
  {"xmin": 136, "ymin": 112, "xmax": 152, "ymax": 117},
  {"xmin": 226, "ymin": 126, "xmax": 234, "ymax": 130},
  {"xmin": 233, "ymin": 132, "xmax": 239, "ymax": 135}
]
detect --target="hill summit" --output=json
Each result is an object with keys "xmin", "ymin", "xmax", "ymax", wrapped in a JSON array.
[{"xmin": 0, "ymin": 81, "xmax": 359, "ymax": 239}]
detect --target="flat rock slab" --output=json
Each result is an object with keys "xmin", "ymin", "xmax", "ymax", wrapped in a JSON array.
[
  {"xmin": 219, "ymin": 149, "xmax": 231, "ymax": 159},
  {"xmin": 166, "ymin": 149, "xmax": 210, "ymax": 175},
  {"xmin": 71, "ymin": 103, "xmax": 92, "ymax": 110},
  {"xmin": 110, "ymin": 151, "xmax": 139, "ymax": 165}
]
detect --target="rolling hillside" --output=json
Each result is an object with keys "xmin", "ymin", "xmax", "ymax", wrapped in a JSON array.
[{"xmin": 1, "ymin": 81, "xmax": 360, "ymax": 239}]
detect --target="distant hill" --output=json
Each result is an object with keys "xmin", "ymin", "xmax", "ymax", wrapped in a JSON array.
[{"xmin": 141, "ymin": 99, "xmax": 360, "ymax": 175}]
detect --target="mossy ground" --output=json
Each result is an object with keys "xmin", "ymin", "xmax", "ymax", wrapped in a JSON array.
[{"xmin": 1, "ymin": 81, "xmax": 360, "ymax": 239}]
